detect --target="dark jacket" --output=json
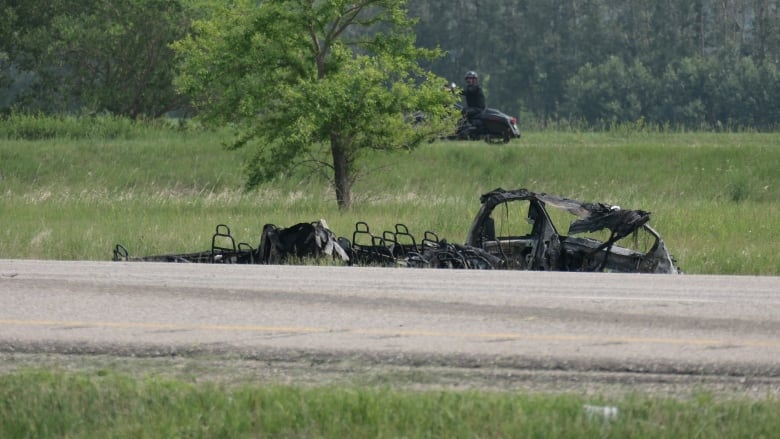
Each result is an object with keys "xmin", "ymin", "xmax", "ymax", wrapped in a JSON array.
[{"xmin": 462, "ymin": 84, "xmax": 486, "ymax": 111}]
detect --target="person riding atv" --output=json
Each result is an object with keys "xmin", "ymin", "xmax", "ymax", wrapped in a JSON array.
[
  {"xmin": 460, "ymin": 71, "xmax": 486, "ymax": 130},
  {"xmin": 443, "ymin": 70, "xmax": 521, "ymax": 143}
]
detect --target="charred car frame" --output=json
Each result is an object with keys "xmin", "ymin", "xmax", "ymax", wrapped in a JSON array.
[
  {"xmin": 113, "ymin": 188, "xmax": 679, "ymax": 274},
  {"xmin": 465, "ymin": 188, "xmax": 679, "ymax": 274}
]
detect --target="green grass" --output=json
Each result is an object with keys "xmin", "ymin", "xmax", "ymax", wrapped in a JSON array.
[
  {"xmin": 1, "ymin": 369, "xmax": 778, "ymax": 438},
  {"xmin": 2, "ymin": 118, "xmax": 780, "ymax": 436},
  {"xmin": 1, "ymin": 119, "xmax": 780, "ymax": 274}
]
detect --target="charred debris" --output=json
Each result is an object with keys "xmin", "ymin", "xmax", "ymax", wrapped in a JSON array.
[{"xmin": 113, "ymin": 188, "xmax": 680, "ymax": 274}]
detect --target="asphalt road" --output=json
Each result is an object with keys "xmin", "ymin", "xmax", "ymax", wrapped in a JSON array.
[{"xmin": 2, "ymin": 259, "xmax": 779, "ymax": 395}]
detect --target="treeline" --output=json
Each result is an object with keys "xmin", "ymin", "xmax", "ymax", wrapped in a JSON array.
[
  {"xmin": 2, "ymin": 0, "xmax": 779, "ymax": 129},
  {"xmin": 409, "ymin": 0, "xmax": 780, "ymax": 129},
  {"xmin": 0, "ymin": 0, "xmax": 190, "ymax": 119}
]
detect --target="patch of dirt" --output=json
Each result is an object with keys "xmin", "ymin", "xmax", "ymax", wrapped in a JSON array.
[{"xmin": 2, "ymin": 348, "xmax": 778, "ymax": 401}]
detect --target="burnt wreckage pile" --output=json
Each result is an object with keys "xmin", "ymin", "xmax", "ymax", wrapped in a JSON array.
[
  {"xmin": 112, "ymin": 188, "xmax": 680, "ymax": 274},
  {"xmin": 113, "ymin": 220, "xmax": 498, "ymax": 270}
]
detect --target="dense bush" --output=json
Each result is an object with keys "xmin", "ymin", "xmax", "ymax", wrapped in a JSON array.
[{"xmin": 565, "ymin": 55, "xmax": 780, "ymax": 130}]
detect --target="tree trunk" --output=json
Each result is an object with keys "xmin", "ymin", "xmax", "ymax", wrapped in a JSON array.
[{"xmin": 330, "ymin": 133, "xmax": 352, "ymax": 210}]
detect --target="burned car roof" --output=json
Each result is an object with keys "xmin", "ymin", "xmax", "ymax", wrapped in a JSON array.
[{"xmin": 466, "ymin": 188, "xmax": 679, "ymax": 274}]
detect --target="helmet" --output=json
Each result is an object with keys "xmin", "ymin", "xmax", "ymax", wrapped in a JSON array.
[{"xmin": 464, "ymin": 71, "xmax": 478, "ymax": 80}]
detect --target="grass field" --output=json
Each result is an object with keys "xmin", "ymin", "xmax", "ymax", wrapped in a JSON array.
[
  {"xmin": 2, "ymin": 119, "xmax": 779, "ymax": 274},
  {"xmin": 1, "ymin": 369, "xmax": 779, "ymax": 438},
  {"xmin": 1, "ymin": 117, "xmax": 779, "ymax": 437}
]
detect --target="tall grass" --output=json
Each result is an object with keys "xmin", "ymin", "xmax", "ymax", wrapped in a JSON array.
[
  {"xmin": 1, "ymin": 369, "xmax": 778, "ymax": 438},
  {"xmin": 0, "ymin": 112, "xmax": 194, "ymax": 140},
  {"xmin": 1, "ymin": 118, "xmax": 779, "ymax": 274}
]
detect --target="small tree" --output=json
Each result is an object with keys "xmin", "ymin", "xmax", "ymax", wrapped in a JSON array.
[{"xmin": 174, "ymin": 0, "xmax": 454, "ymax": 209}]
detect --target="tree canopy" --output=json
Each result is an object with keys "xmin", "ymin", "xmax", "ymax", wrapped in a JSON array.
[
  {"xmin": 1, "ymin": 0, "xmax": 189, "ymax": 117},
  {"xmin": 173, "ymin": 0, "xmax": 454, "ymax": 209}
]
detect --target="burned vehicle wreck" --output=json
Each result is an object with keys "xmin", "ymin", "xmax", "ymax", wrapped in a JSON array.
[
  {"xmin": 113, "ymin": 220, "xmax": 348, "ymax": 265},
  {"xmin": 112, "ymin": 188, "xmax": 678, "ymax": 274},
  {"xmin": 466, "ymin": 188, "xmax": 679, "ymax": 274}
]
